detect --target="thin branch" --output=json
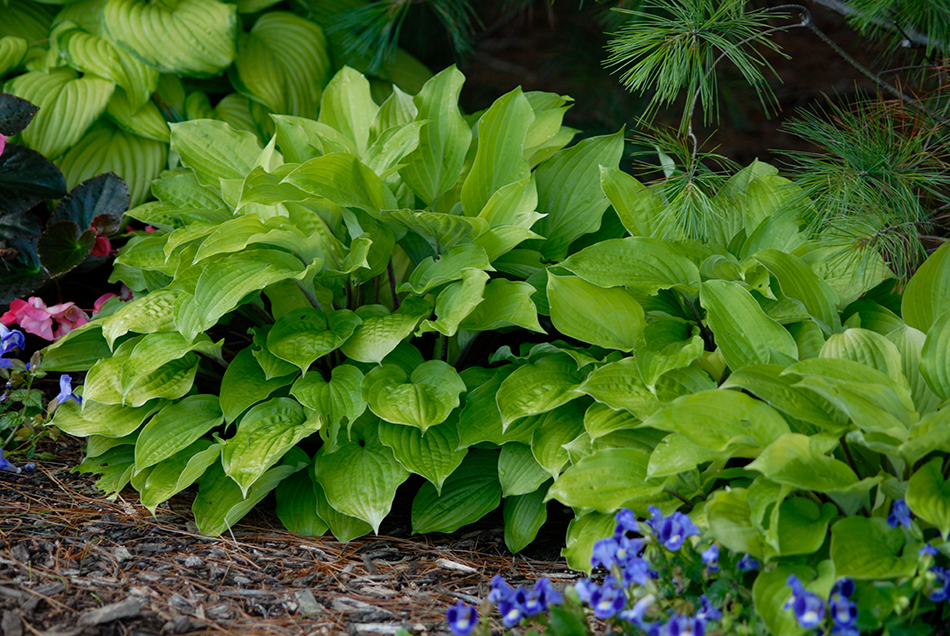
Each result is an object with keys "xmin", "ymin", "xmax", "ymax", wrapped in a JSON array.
[{"xmin": 803, "ymin": 0, "xmax": 947, "ymax": 52}]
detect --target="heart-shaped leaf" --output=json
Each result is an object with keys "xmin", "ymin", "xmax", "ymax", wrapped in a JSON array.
[
  {"xmin": 363, "ymin": 360, "xmax": 466, "ymax": 432},
  {"xmin": 37, "ymin": 221, "xmax": 96, "ymax": 278},
  {"xmin": 0, "ymin": 143, "xmax": 67, "ymax": 215},
  {"xmin": 50, "ymin": 172, "xmax": 129, "ymax": 233},
  {"xmin": 267, "ymin": 308, "xmax": 361, "ymax": 376},
  {"xmin": 412, "ymin": 449, "xmax": 502, "ymax": 534}
]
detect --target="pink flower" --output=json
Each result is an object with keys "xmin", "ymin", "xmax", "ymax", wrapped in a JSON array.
[
  {"xmin": 0, "ymin": 133, "xmax": 6, "ymax": 158},
  {"xmin": 144, "ymin": 225, "xmax": 156, "ymax": 233},
  {"xmin": 93, "ymin": 293, "xmax": 118, "ymax": 314},
  {"xmin": 119, "ymin": 283, "xmax": 133, "ymax": 302},
  {"xmin": 91, "ymin": 235, "xmax": 112, "ymax": 257},
  {"xmin": 1, "ymin": 297, "xmax": 90, "ymax": 341}
]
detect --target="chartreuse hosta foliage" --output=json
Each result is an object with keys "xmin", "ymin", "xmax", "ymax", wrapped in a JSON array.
[
  {"xmin": 0, "ymin": 0, "xmax": 431, "ymax": 208},
  {"xmin": 45, "ymin": 65, "xmax": 950, "ymax": 631}
]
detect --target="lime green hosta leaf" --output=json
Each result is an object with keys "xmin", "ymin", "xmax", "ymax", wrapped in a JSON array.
[
  {"xmin": 222, "ymin": 397, "xmax": 320, "ymax": 496},
  {"xmin": 103, "ymin": 0, "xmax": 237, "ymax": 76},
  {"xmin": 831, "ymin": 517, "xmax": 916, "ymax": 580},
  {"xmin": 921, "ymin": 310, "xmax": 950, "ymax": 401},
  {"xmin": 398, "ymin": 244, "xmax": 492, "ymax": 295},
  {"xmin": 378, "ymin": 417, "xmax": 467, "ymax": 494},
  {"xmin": 559, "ymin": 237, "xmax": 701, "ymax": 296},
  {"xmin": 339, "ymin": 297, "xmax": 432, "ymax": 364},
  {"xmin": 313, "ymin": 418, "xmax": 410, "ymax": 533},
  {"xmin": 384, "ymin": 209, "xmax": 489, "ymax": 254},
  {"xmin": 399, "ymin": 66, "xmax": 471, "ymax": 205},
  {"xmin": 648, "ymin": 433, "xmax": 730, "ymax": 478},
  {"xmin": 722, "ymin": 365, "xmax": 847, "ymax": 434},
  {"xmin": 58, "ymin": 119, "xmax": 167, "ymax": 206},
  {"xmin": 887, "ymin": 325, "xmax": 943, "ymax": 415},
  {"xmin": 124, "ymin": 355, "xmax": 200, "ymax": 407},
  {"xmin": 545, "ymin": 448, "xmax": 665, "ymax": 512},
  {"xmin": 903, "ymin": 242, "xmax": 950, "ymax": 332},
  {"xmin": 363, "ymin": 120, "xmax": 426, "ymax": 185},
  {"xmin": 220, "ymin": 347, "xmax": 297, "ymax": 423},
  {"xmin": 138, "ymin": 439, "xmax": 222, "ymax": 514},
  {"xmin": 371, "ymin": 85, "xmax": 417, "ymax": 143},
  {"xmin": 170, "ymin": 119, "xmax": 262, "ymax": 190},
  {"xmin": 250, "ymin": 324, "xmax": 297, "ymax": 380},
  {"xmin": 504, "ymin": 483, "xmax": 549, "ymax": 554},
  {"xmin": 363, "ymin": 360, "xmax": 466, "ymax": 432},
  {"xmin": 233, "ymin": 12, "xmax": 330, "ymax": 120},
  {"xmin": 193, "ymin": 459, "xmax": 303, "ymax": 536},
  {"xmin": 267, "ymin": 308, "xmax": 361, "ymax": 376},
  {"xmin": 575, "ymin": 356, "xmax": 659, "ymax": 420},
  {"xmin": 531, "ymin": 400, "xmax": 587, "ymax": 478},
  {"xmin": 636, "ymin": 318, "xmax": 704, "ymax": 388},
  {"xmin": 752, "ymin": 564, "xmax": 821, "ymax": 636},
  {"xmin": 134, "ymin": 394, "xmax": 223, "ymax": 471},
  {"xmin": 291, "ymin": 364, "xmax": 366, "ymax": 434},
  {"xmin": 584, "ymin": 403, "xmax": 640, "ymax": 440},
  {"xmin": 706, "ymin": 488, "xmax": 763, "ymax": 558},
  {"xmin": 187, "ymin": 249, "xmax": 313, "ymax": 337},
  {"xmin": 75, "ymin": 445, "xmax": 136, "ymax": 496},
  {"xmin": 747, "ymin": 433, "xmax": 858, "ymax": 492},
  {"xmin": 39, "ymin": 325, "xmax": 113, "ymax": 373},
  {"xmin": 901, "ymin": 408, "xmax": 950, "ymax": 465},
  {"xmin": 644, "ymin": 389, "xmax": 790, "ymax": 452},
  {"xmin": 497, "ymin": 354, "xmax": 587, "ymax": 428},
  {"xmin": 52, "ymin": 397, "xmax": 165, "ymax": 438},
  {"xmin": 475, "ymin": 176, "xmax": 542, "ymax": 229},
  {"xmin": 416, "ymin": 268, "xmax": 489, "ymax": 337},
  {"xmin": 562, "ymin": 510, "xmax": 618, "ymax": 573},
  {"xmin": 532, "ymin": 129, "xmax": 624, "ymax": 261},
  {"xmin": 600, "ymin": 167, "xmax": 662, "ymax": 238},
  {"xmin": 547, "ymin": 273, "xmax": 645, "ymax": 352},
  {"xmin": 459, "ymin": 278, "xmax": 544, "ymax": 334},
  {"xmin": 0, "ymin": 36, "xmax": 28, "ymax": 78},
  {"xmin": 458, "ymin": 368, "xmax": 543, "ymax": 447},
  {"xmin": 213, "ymin": 93, "xmax": 275, "ymax": 144},
  {"xmin": 282, "ymin": 153, "xmax": 396, "ymax": 213},
  {"xmin": 412, "ymin": 449, "xmax": 501, "ymax": 534},
  {"xmin": 275, "ymin": 464, "xmax": 329, "ymax": 537},
  {"xmin": 106, "ymin": 89, "xmax": 170, "ymax": 142},
  {"xmin": 819, "ymin": 328, "xmax": 906, "ymax": 387},
  {"xmin": 461, "ymin": 87, "xmax": 533, "ymax": 215},
  {"xmin": 775, "ymin": 498, "xmax": 837, "ymax": 557},
  {"xmin": 272, "ymin": 114, "xmax": 354, "ymax": 162},
  {"xmin": 150, "ymin": 170, "xmax": 228, "ymax": 211},
  {"xmin": 906, "ymin": 458, "xmax": 950, "ymax": 538},
  {"xmin": 753, "ymin": 249, "xmax": 840, "ymax": 334},
  {"xmin": 6, "ymin": 67, "xmax": 114, "ymax": 158},
  {"xmin": 700, "ymin": 279, "xmax": 799, "ymax": 371},
  {"xmin": 50, "ymin": 20, "xmax": 159, "ymax": 111},
  {"xmin": 498, "ymin": 443, "xmax": 551, "ymax": 497},
  {"xmin": 312, "ymin": 477, "xmax": 372, "ymax": 541},
  {"xmin": 121, "ymin": 332, "xmax": 223, "ymax": 393},
  {"xmin": 317, "ymin": 66, "xmax": 378, "ymax": 156}
]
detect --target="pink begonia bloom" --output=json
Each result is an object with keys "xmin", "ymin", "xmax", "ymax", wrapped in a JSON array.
[
  {"xmin": 144, "ymin": 225, "xmax": 156, "ymax": 233},
  {"xmin": 1, "ymin": 297, "xmax": 89, "ymax": 341},
  {"xmin": 0, "ymin": 133, "xmax": 6, "ymax": 157},
  {"xmin": 93, "ymin": 293, "xmax": 119, "ymax": 314},
  {"xmin": 119, "ymin": 283, "xmax": 133, "ymax": 302},
  {"xmin": 91, "ymin": 235, "xmax": 112, "ymax": 257}
]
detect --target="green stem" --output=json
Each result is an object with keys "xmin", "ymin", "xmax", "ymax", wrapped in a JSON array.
[
  {"xmin": 839, "ymin": 436, "xmax": 859, "ymax": 476},
  {"xmin": 294, "ymin": 281, "xmax": 324, "ymax": 313},
  {"xmin": 387, "ymin": 259, "xmax": 400, "ymax": 312}
]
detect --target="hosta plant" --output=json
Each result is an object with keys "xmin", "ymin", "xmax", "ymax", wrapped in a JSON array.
[{"xmin": 0, "ymin": 92, "xmax": 130, "ymax": 304}]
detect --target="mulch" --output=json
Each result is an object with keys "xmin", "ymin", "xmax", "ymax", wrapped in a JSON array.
[{"xmin": 0, "ymin": 437, "xmax": 579, "ymax": 636}]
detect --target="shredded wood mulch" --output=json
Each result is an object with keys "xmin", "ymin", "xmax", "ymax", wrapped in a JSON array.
[{"xmin": 0, "ymin": 438, "xmax": 579, "ymax": 636}]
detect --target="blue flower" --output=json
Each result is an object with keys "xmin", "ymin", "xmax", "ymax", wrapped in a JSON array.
[
  {"xmin": 920, "ymin": 544, "xmax": 938, "ymax": 557},
  {"xmin": 592, "ymin": 534, "xmax": 644, "ymax": 569},
  {"xmin": 887, "ymin": 499, "xmax": 913, "ymax": 528},
  {"xmin": 515, "ymin": 578, "xmax": 561, "ymax": 617},
  {"xmin": 590, "ymin": 575, "xmax": 626, "ymax": 619},
  {"xmin": 0, "ymin": 448, "xmax": 17, "ymax": 473},
  {"xmin": 615, "ymin": 508, "xmax": 639, "ymax": 534},
  {"xmin": 696, "ymin": 595, "xmax": 721, "ymax": 623},
  {"xmin": 622, "ymin": 557, "xmax": 652, "ymax": 587},
  {"xmin": 488, "ymin": 574, "xmax": 514, "ymax": 605},
  {"xmin": 0, "ymin": 324, "xmax": 25, "ymax": 354},
  {"xmin": 831, "ymin": 625, "xmax": 861, "ymax": 636},
  {"xmin": 498, "ymin": 593, "xmax": 524, "ymax": 627},
  {"xmin": 667, "ymin": 613, "xmax": 705, "ymax": 636},
  {"xmin": 784, "ymin": 574, "xmax": 826, "ymax": 629},
  {"xmin": 829, "ymin": 579, "xmax": 857, "ymax": 627},
  {"xmin": 930, "ymin": 566, "xmax": 949, "ymax": 603},
  {"xmin": 532, "ymin": 577, "xmax": 563, "ymax": 607},
  {"xmin": 701, "ymin": 544, "xmax": 720, "ymax": 572},
  {"xmin": 445, "ymin": 601, "xmax": 478, "ymax": 636},
  {"xmin": 56, "ymin": 374, "xmax": 81, "ymax": 405},
  {"xmin": 646, "ymin": 506, "xmax": 699, "ymax": 551},
  {"xmin": 737, "ymin": 554, "xmax": 760, "ymax": 571},
  {"xmin": 574, "ymin": 578, "xmax": 597, "ymax": 604},
  {"xmin": 619, "ymin": 594, "xmax": 655, "ymax": 630}
]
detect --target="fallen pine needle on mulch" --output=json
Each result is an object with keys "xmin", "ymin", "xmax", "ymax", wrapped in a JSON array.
[{"xmin": 0, "ymin": 437, "xmax": 579, "ymax": 636}]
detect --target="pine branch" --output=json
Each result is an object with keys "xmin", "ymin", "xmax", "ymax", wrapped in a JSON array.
[{"xmin": 804, "ymin": 0, "xmax": 949, "ymax": 53}]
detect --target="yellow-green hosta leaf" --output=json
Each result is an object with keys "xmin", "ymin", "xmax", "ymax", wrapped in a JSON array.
[
  {"xmin": 150, "ymin": 170, "xmax": 228, "ymax": 210},
  {"xmin": 106, "ymin": 88, "xmax": 170, "ymax": 142},
  {"xmin": 281, "ymin": 153, "xmax": 396, "ymax": 213},
  {"xmin": 474, "ymin": 176, "xmax": 541, "ymax": 229},
  {"xmin": 459, "ymin": 278, "xmax": 545, "ymax": 334},
  {"xmin": 291, "ymin": 364, "xmax": 366, "ymax": 437},
  {"xmin": 312, "ymin": 476, "xmax": 372, "ymax": 541},
  {"xmin": 831, "ymin": 517, "xmax": 916, "ymax": 580},
  {"xmin": 644, "ymin": 389, "xmax": 790, "ymax": 452},
  {"xmin": 576, "ymin": 357, "xmax": 659, "ymax": 420},
  {"xmin": 398, "ymin": 244, "xmax": 492, "ymax": 295},
  {"xmin": 103, "ymin": 0, "xmax": 237, "ymax": 76},
  {"xmin": 562, "ymin": 510, "xmax": 618, "ymax": 573},
  {"xmin": 503, "ymin": 483, "xmax": 549, "ymax": 554},
  {"xmin": 219, "ymin": 347, "xmax": 297, "ymax": 424},
  {"xmin": 705, "ymin": 488, "xmax": 764, "ymax": 558},
  {"xmin": 51, "ymin": 20, "xmax": 159, "ymax": 110},
  {"xmin": 747, "ymin": 433, "xmax": 859, "ymax": 492},
  {"xmin": 399, "ymin": 66, "xmax": 471, "ymax": 205},
  {"xmin": 458, "ymin": 368, "xmax": 544, "ymax": 447},
  {"xmin": 906, "ymin": 457, "xmax": 950, "ymax": 538},
  {"xmin": 530, "ymin": 400, "xmax": 587, "ymax": 478},
  {"xmin": 318, "ymin": 66, "xmax": 377, "ymax": 156},
  {"xmin": 138, "ymin": 439, "xmax": 222, "ymax": 514},
  {"xmin": 754, "ymin": 249, "xmax": 840, "ymax": 334},
  {"xmin": 752, "ymin": 564, "xmax": 817, "ymax": 636},
  {"xmin": 416, "ymin": 268, "xmax": 489, "ymax": 337},
  {"xmin": 461, "ymin": 86, "xmax": 533, "ymax": 216},
  {"xmin": 903, "ymin": 241, "xmax": 950, "ymax": 332},
  {"xmin": 700, "ymin": 279, "xmax": 799, "ymax": 371},
  {"xmin": 58, "ymin": 119, "xmax": 167, "ymax": 206},
  {"xmin": 51, "ymin": 396, "xmax": 165, "ymax": 438},
  {"xmin": 0, "ymin": 36, "xmax": 29, "ymax": 78},
  {"xmin": 648, "ymin": 432, "xmax": 730, "ymax": 478},
  {"xmin": 600, "ymin": 166, "xmax": 662, "ymax": 238},
  {"xmin": 383, "ymin": 209, "xmax": 489, "ymax": 253},
  {"xmin": 267, "ymin": 308, "xmax": 361, "ymax": 376},
  {"xmin": 313, "ymin": 417, "xmax": 410, "ymax": 533},
  {"xmin": 547, "ymin": 273, "xmax": 645, "ymax": 352},
  {"xmin": 583, "ymin": 403, "xmax": 640, "ymax": 440},
  {"xmin": 412, "ymin": 449, "xmax": 501, "ymax": 534},
  {"xmin": 636, "ymin": 318, "xmax": 705, "ymax": 389},
  {"xmin": 275, "ymin": 459, "xmax": 330, "ymax": 537},
  {"xmin": 545, "ymin": 448, "xmax": 666, "ymax": 512},
  {"xmin": 339, "ymin": 297, "xmax": 432, "ymax": 364},
  {"xmin": 363, "ymin": 120, "xmax": 425, "ymax": 184},
  {"xmin": 921, "ymin": 309, "xmax": 950, "ymax": 401},
  {"xmin": 498, "ymin": 442, "xmax": 551, "ymax": 497},
  {"xmin": 222, "ymin": 397, "xmax": 319, "ymax": 496},
  {"xmin": 233, "ymin": 12, "xmax": 330, "ymax": 120},
  {"xmin": 378, "ymin": 417, "xmax": 467, "ymax": 494},
  {"xmin": 819, "ymin": 328, "xmax": 906, "ymax": 387},
  {"xmin": 134, "ymin": 395, "xmax": 223, "ymax": 471},
  {"xmin": 123, "ymin": 354, "xmax": 200, "ymax": 407},
  {"xmin": 363, "ymin": 360, "xmax": 466, "ymax": 432},
  {"xmin": 6, "ymin": 67, "xmax": 114, "ymax": 157},
  {"xmin": 371, "ymin": 85, "xmax": 417, "ymax": 143},
  {"xmin": 75, "ymin": 445, "xmax": 136, "ymax": 496},
  {"xmin": 496, "ymin": 354, "xmax": 587, "ymax": 428},
  {"xmin": 170, "ymin": 119, "xmax": 262, "ymax": 190},
  {"xmin": 887, "ymin": 325, "xmax": 943, "ymax": 415},
  {"xmin": 250, "ymin": 324, "xmax": 297, "ymax": 380},
  {"xmin": 193, "ymin": 458, "xmax": 303, "ymax": 536},
  {"xmin": 213, "ymin": 93, "xmax": 274, "ymax": 144}
]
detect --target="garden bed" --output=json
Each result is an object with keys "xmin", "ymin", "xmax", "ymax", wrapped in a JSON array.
[{"xmin": 0, "ymin": 437, "xmax": 578, "ymax": 636}]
